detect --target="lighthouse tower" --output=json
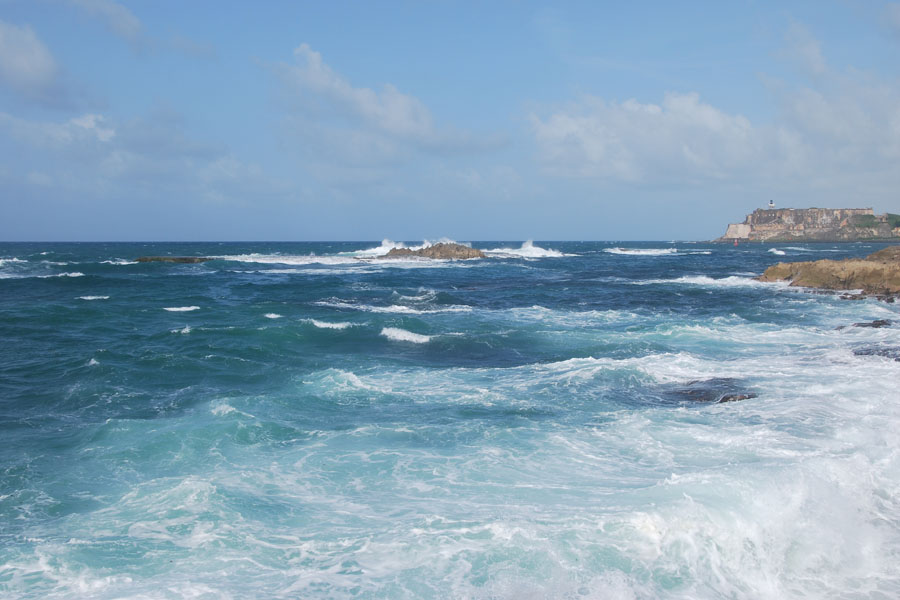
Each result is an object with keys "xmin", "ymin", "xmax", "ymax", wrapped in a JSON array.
[{"xmin": 768, "ymin": 200, "xmax": 775, "ymax": 209}]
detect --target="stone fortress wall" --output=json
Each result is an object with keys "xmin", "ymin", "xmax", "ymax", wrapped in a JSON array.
[{"xmin": 719, "ymin": 207, "xmax": 900, "ymax": 242}]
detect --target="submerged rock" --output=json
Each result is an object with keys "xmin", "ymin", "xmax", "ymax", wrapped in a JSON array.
[
  {"xmin": 853, "ymin": 319, "xmax": 893, "ymax": 328},
  {"xmin": 758, "ymin": 245, "xmax": 900, "ymax": 298},
  {"xmin": 853, "ymin": 346, "xmax": 900, "ymax": 361},
  {"xmin": 136, "ymin": 256, "xmax": 211, "ymax": 263},
  {"xmin": 379, "ymin": 243, "xmax": 485, "ymax": 260},
  {"xmin": 836, "ymin": 319, "xmax": 894, "ymax": 331},
  {"xmin": 657, "ymin": 378, "xmax": 758, "ymax": 405}
]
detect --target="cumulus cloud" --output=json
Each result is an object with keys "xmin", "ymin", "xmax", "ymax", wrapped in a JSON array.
[
  {"xmin": 0, "ymin": 109, "xmax": 278, "ymax": 205},
  {"xmin": 531, "ymin": 93, "xmax": 763, "ymax": 183},
  {"xmin": 531, "ymin": 27, "xmax": 900, "ymax": 195},
  {"xmin": 287, "ymin": 43, "xmax": 434, "ymax": 141},
  {"xmin": 0, "ymin": 20, "xmax": 65, "ymax": 104},
  {"xmin": 275, "ymin": 43, "xmax": 501, "ymax": 176}
]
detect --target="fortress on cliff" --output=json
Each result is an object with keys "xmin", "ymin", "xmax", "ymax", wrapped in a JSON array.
[{"xmin": 717, "ymin": 206, "xmax": 900, "ymax": 242}]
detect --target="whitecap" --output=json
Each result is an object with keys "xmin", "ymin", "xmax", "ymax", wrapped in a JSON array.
[
  {"xmin": 305, "ymin": 319, "xmax": 355, "ymax": 330},
  {"xmin": 37, "ymin": 271, "xmax": 84, "ymax": 278},
  {"xmin": 0, "ymin": 257, "xmax": 26, "ymax": 266},
  {"xmin": 315, "ymin": 300, "xmax": 472, "ymax": 314},
  {"xmin": 78, "ymin": 296, "xmax": 109, "ymax": 301},
  {"xmin": 100, "ymin": 259, "xmax": 137, "ymax": 265},
  {"xmin": 350, "ymin": 239, "xmax": 409, "ymax": 257},
  {"xmin": 768, "ymin": 248, "xmax": 786, "ymax": 256},
  {"xmin": 87, "ymin": 358, "xmax": 99, "ymax": 366},
  {"xmin": 163, "ymin": 306, "xmax": 200, "ymax": 312},
  {"xmin": 214, "ymin": 253, "xmax": 363, "ymax": 266},
  {"xmin": 605, "ymin": 247, "xmax": 678, "ymax": 256},
  {"xmin": 632, "ymin": 275, "xmax": 781, "ymax": 288},
  {"xmin": 264, "ymin": 313, "xmax": 283, "ymax": 319},
  {"xmin": 210, "ymin": 403, "xmax": 236, "ymax": 416},
  {"xmin": 483, "ymin": 240, "xmax": 572, "ymax": 258},
  {"xmin": 381, "ymin": 327, "xmax": 432, "ymax": 343},
  {"xmin": 172, "ymin": 325, "xmax": 191, "ymax": 334}
]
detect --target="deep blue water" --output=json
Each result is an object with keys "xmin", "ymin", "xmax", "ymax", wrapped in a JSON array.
[{"xmin": 2, "ymin": 240, "xmax": 899, "ymax": 598}]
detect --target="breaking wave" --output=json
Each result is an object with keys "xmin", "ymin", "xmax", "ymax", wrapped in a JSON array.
[
  {"xmin": 483, "ymin": 240, "xmax": 572, "ymax": 258},
  {"xmin": 380, "ymin": 327, "xmax": 432, "ymax": 343},
  {"xmin": 605, "ymin": 247, "xmax": 678, "ymax": 256}
]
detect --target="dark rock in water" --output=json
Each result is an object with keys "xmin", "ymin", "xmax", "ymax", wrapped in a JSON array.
[
  {"xmin": 380, "ymin": 243, "xmax": 485, "ymax": 260},
  {"xmin": 853, "ymin": 346, "xmax": 900, "ymax": 361},
  {"xmin": 136, "ymin": 256, "xmax": 211, "ymax": 263},
  {"xmin": 836, "ymin": 319, "xmax": 893, "ymax": 331},
  {"xmin": 718, "ymin": 393, "xmax": 757, "ymax": 403},
  {"xmin": 853, "ymin": 319, "xmax": 892, "ymax": 328},
  {"xmin": 657, "ymin": 378, "xmax": 757, "ymax": 405}
]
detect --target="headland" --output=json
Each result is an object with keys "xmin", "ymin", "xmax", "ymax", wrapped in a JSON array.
[
  {"xmin": 758, "ymin": 246, "xmax": 900, "ymax": 300},
  {"xmin": 716, "ymin": 207, "xmax": 900, "ymax": 242}
]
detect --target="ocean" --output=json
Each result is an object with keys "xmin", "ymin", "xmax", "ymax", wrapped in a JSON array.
[{"xmin": 1, "ymin": 240, "xmax": 899, "ymax": 599}]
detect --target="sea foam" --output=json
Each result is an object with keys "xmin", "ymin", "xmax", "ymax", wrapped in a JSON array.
[
  {"xmin": 483, "ymin": 240, "xmax": 572, "ymax": 258},
  {"xmin": 381, "ymin": 327, "xmax": 432, "ymax": 343},
  {"xmin": 605, "ymin": 247, "xmax": 678, "ymax": 256},
  {"xmin": 163, "ymin": 306, "xmax": 200, "ymax": 312},
  {"xmin": 305, "ymin": 319, "xmax": 355, "ymax": 330}
]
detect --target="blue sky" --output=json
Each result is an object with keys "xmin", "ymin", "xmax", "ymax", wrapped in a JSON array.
[{"xmin": 1, "ymin": 1, "xmax": 899, "ymax": 241}]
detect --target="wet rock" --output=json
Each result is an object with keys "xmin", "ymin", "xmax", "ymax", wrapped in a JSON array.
[
  {"xmin": 853, "ymin": 346, "xmax": 900, "ymax": 361},
  {"xmin": 136, "ymin": 256, "xmax": 211, "ymax": 263},
  {"xmin": 380, "ymin": 243, "xmax": 485, "ymax": 260},
  {"xmin": 717, "ymin": 393, "xmax": 757, "ymax": 403},
  {"xmin": 836, "ymin": 319, "xmax": 894, "ymax": 330},
  {"xmin": 658, "ymin": 378, "xmax": 757, "ymax": 405},
  {"xmin": 758, "ymin": 245, "xmax": 900, "ymax": 299},
  {"xmin": 853, "ymin": 319, "xmax": 892, "ymax": 328}
]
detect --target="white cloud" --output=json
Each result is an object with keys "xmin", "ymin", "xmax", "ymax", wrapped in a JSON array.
[
  {"xmin": 276, "ymin": 43, "xmax": 501, "ymax": 176},
  {"xmin": 0, "ymin": 20, "xmax": 62, "ymax": 103},
  {"xmin": 531, "ymin": 93, "xmax": 760, "ymax": 183},
  {"xmin": 531, "ymin": 27, "xmax": 900, "ymax": 196},
  {"xmin": 0, "ymin": 112, "xmax": 115, "ymax": 147},
  {"xmin": 285, "ymin": 43, "xmax": 435, "ymax": 141},
  {"xmin": 0, "ymin": 109, "xmax": 281, "ymax": 206},
  {"xmin": 66, "ymin": 0, "xmax": 142, "ymax": 43}
]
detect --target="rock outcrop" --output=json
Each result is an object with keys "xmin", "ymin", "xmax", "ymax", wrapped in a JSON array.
[
  {"xmin": 716, "ymin": 207, "xmax": 900, "ymax": 242},
  {"xmin": 379, "ymin": 243, "xmax": 485, "ymax": 260},
  {"xmin": 136, "ymin": 256, "xmax": 211, "ymax": 263},
  {"xmin": 657, "ymin": 378, "xmax": 758, "ymax": 405},
  {"xmin": 758, "ymin": 246, "xmax": 900, "ymax": 297}
]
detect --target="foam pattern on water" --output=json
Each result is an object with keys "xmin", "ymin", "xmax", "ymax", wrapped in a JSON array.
[{"xmin": 1, "ymin": 241, "xmax": 899, "ymax": 599}]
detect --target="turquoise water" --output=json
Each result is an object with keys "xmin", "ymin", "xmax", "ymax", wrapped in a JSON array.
[{"xmin": 2, "ymin": 241, "xmax": 899, "ymax": 598}]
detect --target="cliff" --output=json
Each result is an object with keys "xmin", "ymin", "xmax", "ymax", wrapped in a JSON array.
[
  {"xmin": 716, "ymin": 208, "xmax": 900, "ymax": 242},
  {"xmin": 758, "ymin": 246, "xmax": 900, "ymax": 298}
]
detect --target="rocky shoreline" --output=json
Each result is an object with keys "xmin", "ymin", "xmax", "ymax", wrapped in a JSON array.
[{"xmin": 757, "ymin": 246, "xmax": 900, "ymax": 301}]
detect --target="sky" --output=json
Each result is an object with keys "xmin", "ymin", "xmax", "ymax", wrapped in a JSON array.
[{"xmin": 1, "ymin": 0, "xmax": 899, "ymax": 241}]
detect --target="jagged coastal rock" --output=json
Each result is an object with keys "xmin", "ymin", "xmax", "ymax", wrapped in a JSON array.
[
  {"xmin": 716, "ymin": 207, "xmax": 900, "ymax": 242},
  {"xmin": 758, "ymin": 246, "xmax": 900, "ymax": 298},
  {"xmin": 379, "ymin": 243, "xmax": 485, "ymax": 260},
  {"xmin": 136, "ymin": 256, "xmax": 211, "ymax": 263}
]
